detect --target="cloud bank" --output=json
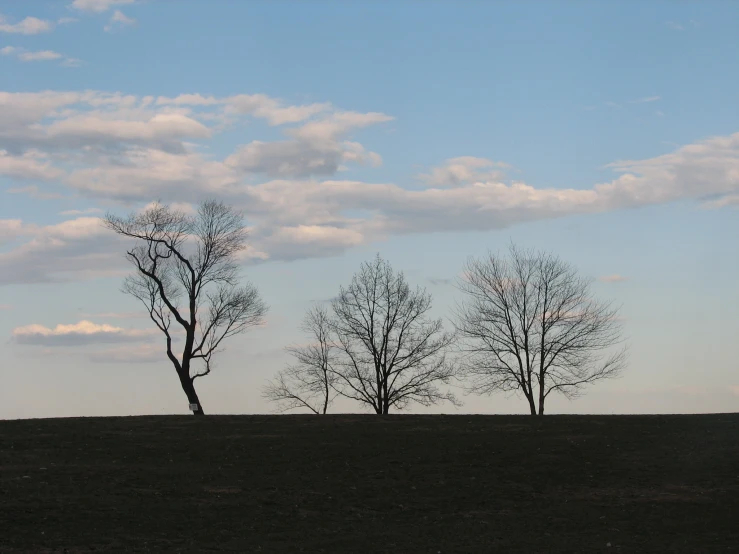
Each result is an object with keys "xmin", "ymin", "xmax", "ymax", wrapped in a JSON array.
[{"xmin": 2, "ymin": 88, "xmax": 739, "ymax": 285}]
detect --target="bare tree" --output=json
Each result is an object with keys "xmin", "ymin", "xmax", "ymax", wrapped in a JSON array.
[
  {"xmin": 262, "ymin": 305, "xmax": 337, "ymax": 414},
  {"xmin": 104, "ymin": 200, "xmax": 267, "ymax": 416},
  {"xmin": 329, "ymin": 254, "xmax": 458, "ymax": 415},
  {"xmin": 454, "ymin": 243, "xmax": 627, "ymax": 416}
]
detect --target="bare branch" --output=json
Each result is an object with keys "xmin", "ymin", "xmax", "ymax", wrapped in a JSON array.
[
  {"xmin": 454, "ymin": 242, "xmax": 627, "ymax": 415},
  {"xmin": 262, "ymin": 305, "xmax": 338, "ymax": 414},
  {"xmin": 328, "ymin": 254, "xmax": 459, "ymax": 414},
  {"xmin": 103, "ymin": 200, "xmax": 268, "ymax": 416}
]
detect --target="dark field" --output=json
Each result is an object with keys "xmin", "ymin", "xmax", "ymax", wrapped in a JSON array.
[{"xmin": 1, "ymin": 414, "xmax": 738, "ymax": 553}]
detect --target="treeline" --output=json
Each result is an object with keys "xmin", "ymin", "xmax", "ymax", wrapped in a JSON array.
[{"xmin": 105, "ymin": 200, "xmax": 626, "ymax": 417}]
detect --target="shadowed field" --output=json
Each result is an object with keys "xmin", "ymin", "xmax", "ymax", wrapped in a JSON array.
[{"xmin": 1, "ymin": 414, "xmax": 738, "ymax": 553}]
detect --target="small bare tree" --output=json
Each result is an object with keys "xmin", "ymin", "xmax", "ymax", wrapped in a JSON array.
[
  {"xmin": 104, "ymin": 200, "xmax": 267, "ymax": 416},
  {"xmin": 454, "ymin": 243, "xmax": 627, "ymax": 416},
  {"xmin": 262, "ymin": 305, "xmax": 337, "ymax": 414},
  {"xmin": 329, "ymin": 254, "xmax": 458, "ymax": 415}
]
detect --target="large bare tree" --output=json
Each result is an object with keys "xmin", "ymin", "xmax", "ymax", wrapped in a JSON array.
[
  {"xmin": 104, "ymin": 200, "xmax": 267, "ymax": 416},
  {"xmin": 329, "ymin": 254, "xmax": 458, "ymax": 415},
  {"xmin": 262, "ymin": 305, "xmax": 337, "ymax": 414},
  {"xmin": 454, "ymin": 243, "xmax": 627, "ymax": 415}
]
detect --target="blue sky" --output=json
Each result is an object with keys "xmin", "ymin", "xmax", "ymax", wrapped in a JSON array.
[{"xmin": 1, "ymin": 0, "xmax": 737, "ymax": 418}]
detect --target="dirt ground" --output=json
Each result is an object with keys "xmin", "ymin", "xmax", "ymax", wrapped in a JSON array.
[{"xmin": 1, "ymin": 413, "xmax": 738, "ymax": 553}]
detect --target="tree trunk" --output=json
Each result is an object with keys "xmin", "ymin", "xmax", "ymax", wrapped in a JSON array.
[
  {"xmin": 538, "ymin": 381, "xmax": 545, "ymax": 416},
  {"xmin": 178, "ymin": 369, "xmax": 205, "ymax": 416},
  {"xmin": 526, "ymin": 393, "xmax": 536, "ymax": 415}
]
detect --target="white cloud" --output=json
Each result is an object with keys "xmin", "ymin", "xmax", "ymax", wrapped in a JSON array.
[
  {"xmin": 45, "ymin": 112, "xmax": 211, "ymax": 150},
  {"xmin": 225, "ymin": 94, "xmax": 331, "ymax": 126},
  {"xmin": 58, "ymin": 17, "xmax": 79, "ymax": 25},
  {"xmin": 12, "ymin": 320, "xmax": 158, "ymax": 346},
  {"xmin": 225, "ymin": 139, "xmax": 381, "ymax": 178},
  {"xmin": 420, "ymin": 156, "xmax": 509, "ymax": 187},
  {"xmin": 3, "ymin": 89, "xmax": 739, "ymax": 282},
  {"xmin": 66, "ymin": 148, "xmax": 238, "ymax": 201},
  {"xmin": 156, "ymin": 94, "xmax": 220, "ymax": 107},
  {"xmin": 260, "ymin": 224, "xmax": 367, "ymax": 260},
  {"xmin": 599, "ymin": 274, "xmax": 628, "ymax": 283},
  {"xmin": 61, "ymin": 57, "xmax": 83, "ymax": 67},
  {"xmin": 632, "ymin": 96, "xmax": 661, "ymax": 103},
  {"xmin": 59, "ymin": 207, "xmax": 103, "ymax": 216},
  {"xmin": 0, "ymin": 216, "xmax": 127, "ymax": 284},
  {"xmin": 0, "ymin": 92, "xmax": 220, "ymax": 157},
  {"xmin": 19, "ymin": 50, "xmax": 63, "ymax": 62},
  {"xmin": 2, "ymin": 46, "xmax": 78, "ymax": 65},
  {"xmin": 0, "ymin": 150, "xmax": 64, "ymax": 180},
  {"xmin": 104, "ymin": 10, "xmax": 136, "ymax": 32},
  {"xmin": 665, "ymin": 21, "xmax": 683, "ymax": 31},
  {"xmin": 71, "ymin": 0, "xmax": 135, "ymax": 13},
  {"xmin": 0, "ymin": 14, "xmax": 53, "ymax": 34},
  {"xmin": 6, "ymin": 185, "xmax": 64, "ymax": 200},
  {"xmin": 288, "ymin": 111, "xmax": 394, "ymax": 142},
  {"xmin": 0, "ymin": 219, "xmax": 31, "ymax": 245},
  {"xmin": 226, "ymin": 111, "xmax": 391, "ymax": 178}
]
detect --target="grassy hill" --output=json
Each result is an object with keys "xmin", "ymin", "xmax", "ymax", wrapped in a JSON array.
[{"xmin": 1, "ymin": 414, "xmax": 738, "ymax": 553}]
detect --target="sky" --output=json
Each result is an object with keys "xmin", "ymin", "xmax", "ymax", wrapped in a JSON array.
[{"xmin": 1, "ymin": 0, "xmax": 738, "ymax": 419}]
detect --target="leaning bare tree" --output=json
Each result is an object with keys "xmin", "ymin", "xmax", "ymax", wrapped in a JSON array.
[
  {"xmin": 329, "ymin": 254, "xmax": 458, "ymax": 415},
  {"xmin": 262, "ymin": 305, "xmax": 337, "ymax": 414},
  {"xmin": 104, "ymin": 200, "xmax": 267, "ymax": 416},
  {"xmin": 454, "ymin": 243, "xmax": 627, "ymax": 416}
]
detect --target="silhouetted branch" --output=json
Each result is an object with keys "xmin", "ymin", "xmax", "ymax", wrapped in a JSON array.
[{"xmin": 454, "ymin": 242, "xmax": 627, "ymax": 415}]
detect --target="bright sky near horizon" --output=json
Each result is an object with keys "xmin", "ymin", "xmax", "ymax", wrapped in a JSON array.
[{"xmin": 1, "ymin": 0, "xmax": 737, "ymax": 419}]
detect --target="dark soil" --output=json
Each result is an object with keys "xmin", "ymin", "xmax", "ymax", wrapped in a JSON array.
[{"xmin": 1, "ymin": 414, "xmax": 738, "ymax": 553}]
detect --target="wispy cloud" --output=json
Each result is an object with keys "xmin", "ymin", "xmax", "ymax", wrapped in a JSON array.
[
  {"xmin": 0, "ymin": 13, "xmax": 53, "ymax": 34},
  {"xmin": 12, "ymin": 320, "xmax": 158, "ymax": 346},
  {"xmin": 59, "ymin": 208, "xmax": 103, "ymax": 216},
  {"xmin": 599, "ymin": 274, "xmax": 628, "ymax": 283},
  {"xmin": 58, "ymin": 17, "xmax": 79, "ymax": 25},
  {"xmin": 104, "ymin": 10, "xmax": 136, "ymax": 32},
  {"xmin": 71, "ymin": 0, "xmax": 135, "ymax": 13},
  {"xmin": 1, "ymin": 46, "xmax": 79, "ymax": 66},
  {"xmin": 632, "ymin": 96, "xmax": 661, "ymax": 103},
  {"xmin": 419, "ymin": 157, "xmax": 509, "ymax": 187},
  {"xmin": 20, "ymin": 50, "xmax": 63, "ymax": 62}
]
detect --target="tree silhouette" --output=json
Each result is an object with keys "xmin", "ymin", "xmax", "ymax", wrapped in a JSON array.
[
  {"xmin": 454, "ymin": 243, "xmax": 626, "ymax": 415},
  {"xmin": 104, "ymin": 200, "xmax": 267, "ymax": 415}
]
